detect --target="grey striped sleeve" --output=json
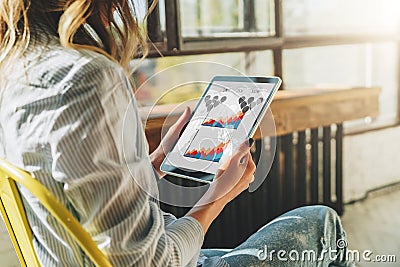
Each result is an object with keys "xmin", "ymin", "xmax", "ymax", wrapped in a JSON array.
[
  {"xmin": 0, "ymin": 43, "xmax": 205, "ymax": 266},
  {"xmin": 48, "ymin": 63, "xmax": 205, "ymax": 266},
  {"xmin": 166, "ymin": 216, "xmax": 204, "ymax": 264}
]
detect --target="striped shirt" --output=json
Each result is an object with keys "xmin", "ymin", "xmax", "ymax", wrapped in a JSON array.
[{"xmin": 0, "ymin": 24, "xmax": 204, "ymax": 266}]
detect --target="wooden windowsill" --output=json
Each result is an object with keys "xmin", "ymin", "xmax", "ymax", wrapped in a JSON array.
[{"xmin": 140, "ymin": 87, "xmax": 381, "ymax": 152}]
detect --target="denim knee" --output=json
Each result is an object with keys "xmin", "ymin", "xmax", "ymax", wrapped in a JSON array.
[
  {"xmin": 283, "ymin": 205, "xmax": 339, "ymax": 220},
  {"xmin": 300, "ymin": 205, "xmax": 341, "ymax": 231},
  {"xmin": 283, "ymin": 205, "xmax": 343, "ymax": 240},
  {"xmin": 314, "ymin": 205, "xmax": 340, "ymax": 224}
]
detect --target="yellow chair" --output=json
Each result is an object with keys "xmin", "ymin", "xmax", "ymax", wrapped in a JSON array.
[{"xmin": 0, "ymin": 158, "xmax": 113, "ymax": 267}]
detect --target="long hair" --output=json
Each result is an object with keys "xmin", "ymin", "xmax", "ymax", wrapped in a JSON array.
[{"xmin": 0, "ymin": 0, "xmax": 155, "ymax": 71}]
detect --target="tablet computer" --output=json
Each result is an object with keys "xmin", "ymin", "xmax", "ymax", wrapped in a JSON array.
[{"xmin": 160, "ymin": 76, "xmax": 281, "ymax": 183}]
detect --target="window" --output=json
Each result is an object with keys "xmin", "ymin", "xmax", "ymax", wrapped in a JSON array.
[
  {"xmin": 284, "ymin": 43, "xmax": 398, "ymax": 124},
  {"xmin": 132, "ymin": 51, "xmax": 274, "ymax": 105},
  {"xmin": 138, "ymin": 0, "xmax": 400, "ymax": 130},
  {"xmin": 180, "ymin": 0, "xmax": 275, "ymax": 37},
  {"xmin": 284, "ymin": 0, "xmax": 400, "ymax": 36}
]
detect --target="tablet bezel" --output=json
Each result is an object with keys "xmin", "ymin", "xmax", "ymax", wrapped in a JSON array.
[{"xmin": 160, "ymin": 75, "xmax": 281, "ymax": 184}]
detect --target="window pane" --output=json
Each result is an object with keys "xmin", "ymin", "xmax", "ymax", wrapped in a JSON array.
[
  {"xmin": 244, "ymin": 51, "xmax": 274, "ymax": 77},
  {"xmin": 158, "ymin": 0, "xmax": 166, "ymax": 32},
  {"xmin": 146, "ymin": 0, "xmax": 166, "ymax": 42},
  {"xmin": 180, "ymin": 0, "xmax": 275, "ymax": 37},
  {"xmin": 283, "ymin": 43, "xmax": 398, "ymax": 124},
  {"xmin": 132, "ymin": 52, "xmax": 273, "ymax": 105},
  {"xmin": 284, "ymin": 0, "xmax": 400, "ymax": 36},
  {"xmin": 131, "ymin": 0, "xmax": 147, "ymax": 20},
  {"xmin": 132, "ymin": 53, "xmax": 243, "ymax": 105}
]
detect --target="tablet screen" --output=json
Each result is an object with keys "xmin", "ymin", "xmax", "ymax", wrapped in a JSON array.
[{"xmin": 163, "ymin": 77, "xmax": 278, "ymax": 179}]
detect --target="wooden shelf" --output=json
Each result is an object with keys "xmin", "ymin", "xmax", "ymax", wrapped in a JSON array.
[{"xmin": 140, "ymin": 87, "xmax": 381, "ymax": 151}]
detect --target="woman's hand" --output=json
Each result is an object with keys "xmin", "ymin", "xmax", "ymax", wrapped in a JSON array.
[
  {"xmin": 186, "ymin": 139, "xmax": 256, "ymax": 234},
  {"xmin": 209, "ymin": 139, "xmax": 256, "ymax": 203},
  {"xmin": 150, "ymin": 107, "xmax": 191, "ymax": 177}
]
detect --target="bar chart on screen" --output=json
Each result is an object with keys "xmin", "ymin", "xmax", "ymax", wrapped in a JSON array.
[
  {"xmin": 202, "ymin": 111, "xmax": 245, "ymax": 129},
  {"xmin": 183, "ymin": 128, "xmax": 231, "ymax": 163},
  {"xmin": 201, "ymin": 93, "xmax": 264, "ymax": 130}
]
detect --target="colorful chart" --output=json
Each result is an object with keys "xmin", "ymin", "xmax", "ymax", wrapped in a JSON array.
[
  {"xmin": 184, "ymin": 140, "xmax": 230, "ymax": 162},
  {"xmin": 201, "ymin": 94, "xmax": 264, "ymax": 129},
  {"xmin": 202, "ymin": 111, "xmax": 245, "ymax": 129}
]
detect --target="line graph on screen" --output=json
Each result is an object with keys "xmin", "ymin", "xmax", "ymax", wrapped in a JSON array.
[
  {"xmin": 202, "ymin": 111, "xmax": 245, "ymax": 129},
  {"xmin": 202, "ymin": 94, "xmax": 264, "ymax": 130},
  {"xmin": 184, "ymin": 140, "xmax": 231, "ymax": 162}
]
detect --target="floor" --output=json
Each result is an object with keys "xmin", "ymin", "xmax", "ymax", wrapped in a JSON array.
[
  {"xmin": 1, "ymin": 187, "xmax": 399, "ymax": 266},
  {"xmin": 340, "ymin": 185, "xmax": 400, "ymax": 266},
  {"xmin": 0, "ymin": 215, "xmax": 19, "ymax": 267}
]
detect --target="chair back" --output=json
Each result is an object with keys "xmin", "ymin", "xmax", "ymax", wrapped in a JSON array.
[{"xmin": 0, "ymin": 158, "xmax": 113, "ymax": 267}]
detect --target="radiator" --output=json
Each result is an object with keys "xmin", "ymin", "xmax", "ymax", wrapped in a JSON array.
[{"xmin": 160, "ymin": 123, "xmax": 344, "ymax": 248}]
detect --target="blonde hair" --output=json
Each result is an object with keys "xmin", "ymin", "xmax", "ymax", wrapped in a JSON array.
[{"xmin": 0, "ymin": 0, "xmax": 155, "ymax": 71}]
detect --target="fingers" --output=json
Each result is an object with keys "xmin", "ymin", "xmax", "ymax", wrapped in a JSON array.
[
  {"xmin": 214, "ymin": 168, "xmax": 225, "ymax": 179},
  {"xmin": 210, "ymin": 151, "xmax": 257, "ymax": 203},
  {"xmin": 176, "ymin": 107, "xmax": 191, "ymax": 137},
  {"xmin": 246, "ymin": 154, "xmax": 256, "ymax": 174},
  {"xmin": 176, "ymin": 107, "xmax": 191, "ymax": 128},
  {"xmin": 243, "ymin": 156, "xmax": 256, "ymax": 179},
  {"xmin": 215, "ymin": 138, "xmax": 255, "ymax": 179},
  {"xmin": 234, "ymin": 138, "xmax": 254, "ymax": 164},
  {"xmin": 239, "ymin": 153, "xmax": 249, "ymax": 166},
  {"xmin": 181, "ymin": 106, "xmax": 191, "ymax": 121},
  {"xmin": 240, "ymin": 156, "xmax": 256, "ymax": 188}
]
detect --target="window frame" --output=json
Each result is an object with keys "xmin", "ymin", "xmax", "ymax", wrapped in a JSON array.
[{"xmin": 145, "ymin": 0, "xmax": 400, "ymax": 132}]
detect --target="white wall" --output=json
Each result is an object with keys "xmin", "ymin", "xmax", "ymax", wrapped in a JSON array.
[{"xmin": 343, "ymin": 125, "xmax": 400, "ymax": 202}]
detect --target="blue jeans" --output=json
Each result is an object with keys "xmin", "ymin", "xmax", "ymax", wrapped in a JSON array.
[{"xmin": 197, "ymin": 205, "xmax": 355, "ymax": 267}]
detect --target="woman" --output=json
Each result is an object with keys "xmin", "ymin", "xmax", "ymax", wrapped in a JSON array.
[{"xmin": 0, "ymin": 1, "xmax": 354, "ymax": 266}]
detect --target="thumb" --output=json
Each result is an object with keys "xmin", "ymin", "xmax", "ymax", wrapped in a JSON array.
[{"xmin": 175, "ymin": 106, "xmax": 191, "ymax": 132}]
